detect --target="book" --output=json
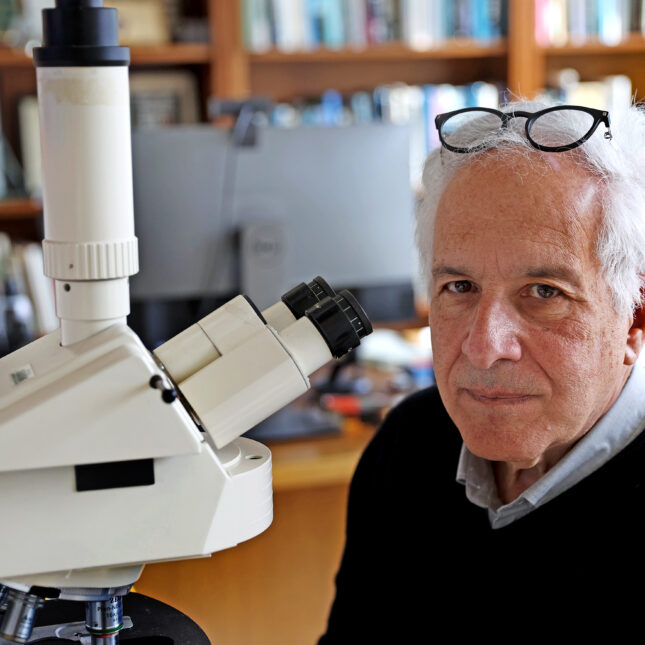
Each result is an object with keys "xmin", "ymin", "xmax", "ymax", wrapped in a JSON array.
[
  {"xmin": 129, "ymin": 71, "xmax": 200, "ymax": 128},
  {"xmin": 452, "ymin": 0, "xmax": 473, "ymax": 38},
  {"xmin": 366, "ymin": 0, "xmax": 389, "ymax": 43},
  {"xmin": 319, "ymin": 0, "xmax": 345, "ymax": 48},
  {"xmin": 568, "ymin": 0, "xmax": 589, "ymax": 44},
  {"xmin": 429, "ymin": 0, "xmax": 446, "ymax": 44},
  {"xmin": 401, "ymin": 0, "xmax": 446, "ymax": 49},
  {"xmin": 550, "ymin": 67, "xmax": 632, "ymax": 112},
  {"xmin": 246, "ymin": 0, "xmax": 509, "ymax": 51},
  {"xmin": 471, "ymin": 0, "xmax": 494, "ymax": 41},
  {"xmin": 598, "ymin": 0, "xmax": 627, "ymax": 45},
  {"xmin": 401, "ymin": 0, "xmax": 433, "ymax": 50},
  {"xmin": 534, "ymin": 0, "xmax": 551, "ymax": 45},
  {"xmin": 242, "ymin": 0, "xmax": 273, "ymax": 52},
  {"xmin": 343, "ymin": 0, "xmax": 368, "ymax": 48},
  {"xmin": 271, "ymin": 0, "xmax": 306, "ymax": 51}
]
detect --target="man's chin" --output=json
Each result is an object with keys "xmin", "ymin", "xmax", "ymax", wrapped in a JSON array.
[
  {"xmin": 458, "ymin": 426, "xmax": 544, "ymax": 466},
  {"xmin": 467, "ymin": 445, "xmax": 543, "ymax": 468}
]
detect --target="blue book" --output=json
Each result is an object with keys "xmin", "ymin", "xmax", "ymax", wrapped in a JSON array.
[
  {"xmin": 319, "ymin": 0, "xmax": 345, "ymax": 48},
  {"xmin": 471, "ymin": 0, "xmax": 494, "ymax": 41},
  {"xmin": 306, "ymin": 0, "xmax": 322, "ymax": 46},
  {"xmin": 597, "ymin": 0, "xmax": 624, "ymax": 44},
  {"xmin": 452, "ymin": 0, "xmax": 472, "ymax": 37},
  {"xmin": 442, "ymin": 0, "xmax": 455, "ymax": 38},
  {"xmin": 463, "ymin": 83, "xmax": 478, "ymax": 107},
  {"xmin": 350, "ymin": 92, "xmax": 375, "ymax": 123},
  {"xmin": 321, "ymin": 89, "xmax": 344, "ymax": 125}
]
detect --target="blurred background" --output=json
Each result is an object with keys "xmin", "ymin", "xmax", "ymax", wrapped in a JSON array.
[{"xmin": 0, "ymin": 0, "xmax": 640, "ymax": 642}]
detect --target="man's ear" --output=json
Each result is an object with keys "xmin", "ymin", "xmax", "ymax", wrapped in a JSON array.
[{"xmin": 625, "ymin": 302, "xmax": 645, "ymax": 366}]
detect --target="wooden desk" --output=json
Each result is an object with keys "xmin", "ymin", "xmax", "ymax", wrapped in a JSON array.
[{"xmin": 135, "ymin": 420, "xmax": 375, "ymax": 645}]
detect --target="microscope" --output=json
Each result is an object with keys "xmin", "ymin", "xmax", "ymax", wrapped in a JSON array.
[{"xmin": 0, "ymin": 1, "xmax": 372, "ymax": 642}]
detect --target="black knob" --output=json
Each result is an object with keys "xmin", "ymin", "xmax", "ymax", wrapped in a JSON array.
[
  {"xmin": 281, "ymin": 276, "xmax": 336, "ymax": 319},
  {"xmin": 304, "ymin": 290, "xmax": 373, "ymax": 358},
  {"xmin": 149, "ymin": 375, "xmax": 178, "ymax": 405}
]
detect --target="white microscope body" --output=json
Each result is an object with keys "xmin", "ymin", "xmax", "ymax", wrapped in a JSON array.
[{"xmin": 0, "ymin": 1, "xmax": 372, "ymax": 641}]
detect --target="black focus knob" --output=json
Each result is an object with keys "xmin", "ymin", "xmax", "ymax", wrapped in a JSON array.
[
  {"xmin": 304, "ymin": 290, "xmax": 373, "ymax": 358},
  {"xmin": 281, "ymin": 276, "xmax": 336, "ymax": 319}
]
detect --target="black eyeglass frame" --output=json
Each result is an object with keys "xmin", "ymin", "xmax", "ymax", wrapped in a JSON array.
[{"xmin": 435, "ymin": 105, "xmax": 612, "ymax": 154}]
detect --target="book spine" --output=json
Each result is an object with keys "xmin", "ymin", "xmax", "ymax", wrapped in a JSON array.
[
  {"xmin": 598, "ymin": 0, "xmax": 623, "ymax": 45},
  {"xmin": 568, "ymin": 0, "xmax": 588, "ymax": 44},
  {"xmin": 320, "ymin": 0, "xmax": 345, "ymax": 48},
  {"xmin": 402, "ymin": 0, "xmax": 432, "ymax": 50},
  {"xmin": 344, "ymin": 0, "xmax": 368, "ymax": 48},
  {"xmin": 366, "ymin": 0, "xmax": 388, "ymax": 43},
  {"xmin": 242, "ymin": 0, "xmax": 273, "ymax": 51},
  {"xmin": 471, "ymin": 0, "xmax": 494, "ymax": 41}
]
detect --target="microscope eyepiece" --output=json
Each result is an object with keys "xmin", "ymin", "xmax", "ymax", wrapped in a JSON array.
[
  {"xmin": 304, "ymin": 290, "xmax": 373, "ymax": 359},
  {"xmin": 308, "ymin": 276, "xmax": 335, "ymax": 301},
  {"xmin": 34, "ymin": 0, "xmax": 129, "ymax": 67},
  {"xmin": 281, "ymin": 276, "xmax": 336, "ymax": 319}
]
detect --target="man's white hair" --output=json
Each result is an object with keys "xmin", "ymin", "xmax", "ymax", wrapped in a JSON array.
[{"xmin": 416, "ymin": 99, "xmax": 645, "ymax": 314}]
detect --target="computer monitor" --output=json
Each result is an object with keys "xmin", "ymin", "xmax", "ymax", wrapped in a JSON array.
[{"xmin": 129, "ymin": 123, "xmax": 417, "ymax": 346}]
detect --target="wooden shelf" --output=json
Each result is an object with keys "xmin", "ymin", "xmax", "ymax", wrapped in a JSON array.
[
  {"xmin": 0, "ymin": 47, "xmax": 33, "ymax": 67},
  {"xmin": 544, "ymin": 35, "xmax": 645, "ymax": 56},
  {"xmin": 0, "ymin": 43, "xmax": 211, "ymax": 68},
  {"xmin": 248, "ymin": 40, "xmax": 509, "ymax": 101},
  {"xmin": 249, "ymin": 39, "xmax": 507, "ymax": 64},
  {"xmin": 0, "ymin": 197, "xmax": 42, "ymax": 220},
  {"xmin": 129, "ymin": 43, "xmax": 211, "ymax": 65}
]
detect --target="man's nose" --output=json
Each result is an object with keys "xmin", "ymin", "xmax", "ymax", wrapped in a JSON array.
[{"xmin": 461, "ymin": 298, "xmax": 522, "ymax": 369}]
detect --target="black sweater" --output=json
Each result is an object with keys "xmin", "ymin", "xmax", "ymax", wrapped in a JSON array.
[{"xmin": 318, "ymin": 386, "xmax": 645, "ymax": 642}]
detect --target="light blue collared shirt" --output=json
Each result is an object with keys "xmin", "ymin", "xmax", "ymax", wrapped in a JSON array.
[{"xmin": 456, "ymin": 356, "xmax": 645, "ymax": 529}]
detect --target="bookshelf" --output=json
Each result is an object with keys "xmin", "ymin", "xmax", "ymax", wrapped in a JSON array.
[
  {"xmin": 543, "ymin": 38, "xmax": 645, "ymax": 105},
  {"xmin": 0, "ymin": 197, "xmax": 41, "ymax": 218},
  {"xmin": 248, "ymin": 38, "xmax": 508, "ymax": 100},
  {"xmin": 4, "ymin": 0, "xmax": 645, "ymax": 224}
]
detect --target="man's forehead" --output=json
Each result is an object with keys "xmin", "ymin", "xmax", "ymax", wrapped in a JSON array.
[
  {"xmin": 436, "ymin": 151, "xmax": 602, "ymax": 233},
  {"xmin": 432, "ymin": 151, "xmax": 603, "ymax": 278},
  {"xmin": 442, "ymin": 149, "xmax": 599, "ymax": 207}
]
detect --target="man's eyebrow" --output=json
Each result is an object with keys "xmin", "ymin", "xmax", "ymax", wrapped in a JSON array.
[
  {"xmin": 525, "ymin": 266, "xmax": 582, "ymax": 288},
  {"xmin": 431, "ymin": 265, "xmax": 470, "ymax": 279}
]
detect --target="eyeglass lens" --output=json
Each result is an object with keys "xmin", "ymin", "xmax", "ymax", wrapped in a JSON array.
[
  {"xmin": 440, "ymin": 111, "xmax": 503, "ymax": 151},
  {"xmin": 528, "ymin": 110, "xmax": 595, "ymax": 148}
]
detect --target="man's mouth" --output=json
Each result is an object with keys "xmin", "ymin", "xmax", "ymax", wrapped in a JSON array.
[{"xmin": 462, "ymin": 388, "xmax": 536, "ymax": 404}]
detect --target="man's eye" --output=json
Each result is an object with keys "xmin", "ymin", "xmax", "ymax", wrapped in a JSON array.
[
  {"xmin": 446, "ymin": 280, "xmax": 473, "ymax": 294},
  {"xmin": 530, "ymin": 284, "xmax": 561, "ymax": 299}
]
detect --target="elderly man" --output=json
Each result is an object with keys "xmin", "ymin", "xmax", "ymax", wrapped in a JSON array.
[{"xmin": 318, "ymin": 101, "xmax": 645, "ymax": 641}]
